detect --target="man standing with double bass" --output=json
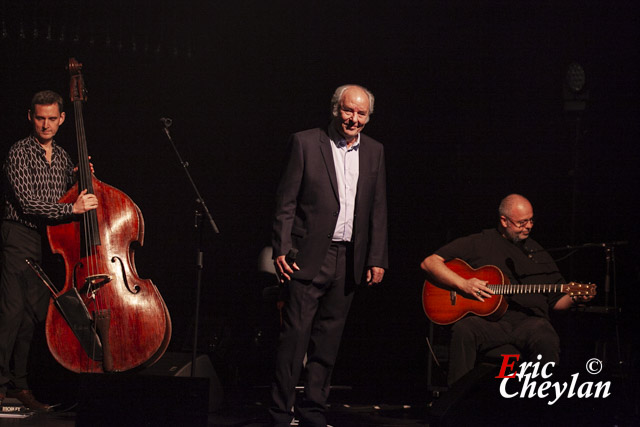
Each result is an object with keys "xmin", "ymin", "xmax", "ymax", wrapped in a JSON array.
[{"xmin": 0, "ymin": 90, "xmax": 97, "ymax": 410}]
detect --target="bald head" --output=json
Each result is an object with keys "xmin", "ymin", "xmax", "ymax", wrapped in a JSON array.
[
  {"xmin": 499, "ymin": 194, "xmax": 532, "ymax": 218},
  {"xmin": 498, "ymin": 194, "xmax": 534, "ymax": 243}
]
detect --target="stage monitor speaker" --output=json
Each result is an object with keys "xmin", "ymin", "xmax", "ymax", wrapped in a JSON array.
[
  {"xmin": 76, "ymin": 354, "xmax": 222, "ymax": 427},
  {"xmin": 141, "ymin": 352, "xmax": 223, "ymax": 412},
  {"xmin": 76, "ymin": 373, "xmax": 209, "ymax": 427}
]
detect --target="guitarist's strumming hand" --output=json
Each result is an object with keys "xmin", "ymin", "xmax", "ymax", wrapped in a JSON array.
[
  {"xmin": 421, "ymin": 254, "xmax": 494, "ymax": 302},
  {"xmin": 458, "ymin": 277, "xmax": 494, "ymax": 302}
]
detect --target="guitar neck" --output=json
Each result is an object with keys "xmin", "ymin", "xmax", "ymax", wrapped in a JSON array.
[{"xmin": 488, "ymin": 283, "xmax": 568, "ymax": 295}]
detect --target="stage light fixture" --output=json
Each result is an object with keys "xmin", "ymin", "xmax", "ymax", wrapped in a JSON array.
[
  {"xmin": 565, "ymin": 62, "xmax": 586, "ymax": 93},
  {"xmin": 563, "ymin": 62, "xmax": 588, "ymax": 112}
]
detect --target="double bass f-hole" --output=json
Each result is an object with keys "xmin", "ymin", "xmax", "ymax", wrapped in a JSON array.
[
  {"xmin": 72, "ymin": 258, "xmax": 140, "ymax": 297},
  {"xmin": 111, "ymin": 256, "xmax": 141, "ymax": 294}
]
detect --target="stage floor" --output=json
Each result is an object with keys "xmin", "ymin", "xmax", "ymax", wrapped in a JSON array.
[
  {"xmin": 1, "ymin": 373, "xmax": 637, "ymax": 426},
  {"xmin": 0, "ymin": 395, "xmax": 431, "ymax": 427},
  {"xmin": 2, "ymin": 390, "xmax": 638, "ymax": 427}
]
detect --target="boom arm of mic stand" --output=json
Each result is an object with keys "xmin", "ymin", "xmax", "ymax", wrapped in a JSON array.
[
  {"xmin": 161, "ymin": 125, "xmax": 220, "ymax": 234},
  {"xmin": 161, "ymin": 120, "xmax": 220, "ymax": 377},
  {"xmin": 531, "ymin": 240, "xmax": 629, "ymax": 253}
]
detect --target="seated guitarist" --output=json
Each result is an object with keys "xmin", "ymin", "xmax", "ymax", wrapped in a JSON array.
[{"xmin": 420, "ymin": 193, "xmax": 593, "ymax": 386}]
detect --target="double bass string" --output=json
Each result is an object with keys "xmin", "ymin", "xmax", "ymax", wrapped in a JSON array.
[{"xmin": 73, "ymin": 94, "xmax": 103, "ymax": 359}]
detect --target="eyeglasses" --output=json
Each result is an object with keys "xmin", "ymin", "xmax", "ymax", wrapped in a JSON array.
[{"xmin": 504, "ymin": 216, "xmax": 534, "ymax": 228}]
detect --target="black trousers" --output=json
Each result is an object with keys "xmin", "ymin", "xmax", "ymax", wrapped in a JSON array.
[
  {"xmin": 0, "ymin": 221, "xmax": 50, "ymax": 392},
  {"xmin": 447, "ymin": 310, "xmax": 560, "ymax": 386},
  {"xmin": 270, "ymin": 243, "xmax": 354, "ymax": 427}
]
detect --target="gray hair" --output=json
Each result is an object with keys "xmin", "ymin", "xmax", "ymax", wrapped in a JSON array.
[{"xmin": 330, "ymin": 84, "xmax": 375, "ymax": 121}]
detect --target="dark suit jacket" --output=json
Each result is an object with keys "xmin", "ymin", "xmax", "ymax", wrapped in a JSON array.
[{"xmin": 272, "ymin": 127, "xmax": 388, "ymax": 285}]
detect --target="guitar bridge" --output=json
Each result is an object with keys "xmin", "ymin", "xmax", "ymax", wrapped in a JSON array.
[{"xmin": 450, "ymin": 290, "xmax": 457, "ymax": 306}]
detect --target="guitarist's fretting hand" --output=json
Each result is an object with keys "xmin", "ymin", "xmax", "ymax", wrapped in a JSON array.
[
  {"xmin": 571, "ymin": 294, "xmax": 595, "ymax": 305},
  {"xmin": 421, "ymin": 254, "xmax": 494, "ymax": 301}
]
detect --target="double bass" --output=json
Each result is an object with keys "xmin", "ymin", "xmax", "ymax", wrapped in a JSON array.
[{"xmin": 45, "ymin": 58, "xmax": 171, "ymax": 373}]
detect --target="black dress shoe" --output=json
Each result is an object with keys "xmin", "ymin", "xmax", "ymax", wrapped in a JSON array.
[{"xmin": 6, "ymin": 389, "xmax": 52, "ymax": 411}]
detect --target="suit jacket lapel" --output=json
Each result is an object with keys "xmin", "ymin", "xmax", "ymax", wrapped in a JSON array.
[
  {"xmin": 319, "ymin": 129, "xmax": 339, "ymax": 201},
  {"xmin": 356, "ymin": 135, "xmax": 371, "ymax": 207}
]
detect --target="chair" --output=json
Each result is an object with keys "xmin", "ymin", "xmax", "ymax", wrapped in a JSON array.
[
  {"xmin": 428, "ymin": 338, "xmax": 521, "ymax": 427},
  {"xmin": 426, "ymin": 321, "xmax": 521, "ymax": 393},
  {"xmin": 258, "ymin": 246, "xmax": 277, "ymax": 277}
]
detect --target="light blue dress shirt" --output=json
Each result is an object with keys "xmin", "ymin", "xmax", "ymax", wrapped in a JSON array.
[{"xmin": 329, "ymin": 127, "xmax": 360, "ymax": 242}]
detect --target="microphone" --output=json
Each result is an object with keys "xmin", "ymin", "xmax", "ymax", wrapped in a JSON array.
[
  {"xmin": 160, "ymin": 117, "xmax": 172, "ymax": 128},
  {"xmin": 275, "ymin": 248, "xmax": 298, "ymax": 283},
  {"xmin": 285, "ymin": 248, "xmax": 298, "ymax": 267}
]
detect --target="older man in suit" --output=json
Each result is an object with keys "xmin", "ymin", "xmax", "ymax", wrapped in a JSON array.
[{"xmin": 270, "ymin": 84, "xmax": 388, "ymax": 426}]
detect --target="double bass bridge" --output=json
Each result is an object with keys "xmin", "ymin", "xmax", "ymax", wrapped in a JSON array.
[
  {"xmin": 72, "ymin": 263, "xmax": 111, "ymax": 298},
  {"xmin": 85, "ymin": 274, "xmax": 112, "ymax": 298}
]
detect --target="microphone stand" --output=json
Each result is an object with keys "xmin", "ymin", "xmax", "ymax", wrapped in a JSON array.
[
  {"xmin": 160, "ymin": 117, "xmax": 220, "ymax": 377},
  {"xmin": 536, "ymin": 240, "xmax": 626, "ymax": 377},
  {"xmin": 533, "ymin": 240, "xmax": 627, "ymax": 313}
]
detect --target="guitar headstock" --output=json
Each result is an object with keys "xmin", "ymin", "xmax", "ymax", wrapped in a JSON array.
[{"xmin": 565, "ymin": 282, "xmax": 597, "ymax": 296}]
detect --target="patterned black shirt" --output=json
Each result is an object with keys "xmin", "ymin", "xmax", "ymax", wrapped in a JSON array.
[{"xmin": 2, "ymin": 135, "xmax": 75, "ymax": 230}]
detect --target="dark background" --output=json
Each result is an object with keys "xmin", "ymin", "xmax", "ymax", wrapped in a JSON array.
[{"xmin": 1, "ymin": 0, "xmax": 638, "ymax": 405}]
